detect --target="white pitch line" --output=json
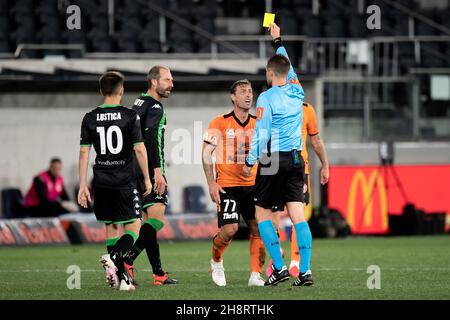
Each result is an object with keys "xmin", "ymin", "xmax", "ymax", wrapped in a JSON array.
[{"xmin": 0, "ymin": 267, "xmax": 449, "ymax": 273}]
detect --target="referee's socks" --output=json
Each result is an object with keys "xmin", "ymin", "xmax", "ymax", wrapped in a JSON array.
[{"xmin": 258, "ymin": 220, "xmax": 285, "ymax": 270}]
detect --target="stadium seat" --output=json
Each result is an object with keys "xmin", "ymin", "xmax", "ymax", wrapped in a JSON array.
[
  {"xmin": 348, "ymin": 15, "xmax": 367, "ymax": 38},
  {"xmin": 0, "ymin": 0, "xmax": 8, "ymax": 13},
  {"xmin": 0, "ymin": 40, "xmax": 11, "ymax": 52},
  {"xmin": 291, "ymin": 0, "xmax": 312, "ymax": 11},
  {"xmin": 276, "ymin": 9, "xmax": 298, "ymax": 35},
  {"xmin": 439, "ymin": 10, "xmax": 450, "ymax": 31},
  {"xmin": 35, "ymin": 0, "xmax": 58, "ymax": 15},
  {"xmin": 322, "ymin": 0, "xmax": 348, "ymax": 18},
  {"xmin": 115, "ymin": 20, "xmax": 142, "ymax": 52},
  {"xmin": 11, "ymin": 26, "xmax": 40, "ymax": 58},
  {"xmin": 182, "ymin": 185, "xmax": 208, "ymax": 213},
  {"xmin": 9, "ymin": 0, "xmax": 33, "ymax": 16},
  {"xmin": 324, "ymin": 18, "xmax": 347, "ymax": 38},
  {"xmin": 1, "ymin": 188, "xmax": 24, "ymax": 219},
  {"xmin": 392, "ymin": 14, "xmax": 410, "ymax": 36},
  {"xmin": 168, "ymin": 12, "xmax": 195, "ymax": 53},
  {"xmin": 87, "ymin": 21, "xmax": 114, "ymax": 52},
  {"xmin": 140, "ymin": 39, "xmax": 161, "ymax": 53},
  {"xmin": 0, "ymin": 14, "xmax": 10, "ymax": 41},
  {"xmin": 298, "ymin": 13, "xmax": 322, "ymax": 37},
  {"xmin": 416, "ymin": 11, "xmax": 439, "ymax": 36},
  {"xmin": 118, "ymin": 0, "xmax": 141, "ymax": 17},
  {"xmin": 420, "ymin": 43, "xmax": 446, "ymax": 68},
  {"xmin": 194, "ymin": 8, "xmax": 215, "ymax": 53}
]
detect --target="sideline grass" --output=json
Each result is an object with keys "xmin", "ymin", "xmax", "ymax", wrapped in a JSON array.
[{"xmin": 0, "ymin": 236, "xmax": 449, "ymax": 299}]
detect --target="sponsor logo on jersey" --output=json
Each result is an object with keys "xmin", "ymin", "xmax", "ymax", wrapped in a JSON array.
[
  {"xmin": 256, "ymin": 107, "xmax": 264, "ymax": 119},
  {"xmin": 152, "ymin": 104, "xmax": 162, "ymax": 109},
  {"xmin": 203, "ymin": 132, "xmax": 217, "ymax": 145},
  {"xmin": 226, "ymin": 129, "xmax": 235, "ymax": 137},
  {"xmin": 134, "ymin": 99, "xmax": 145, "ymax": 107},
  {"xmin": 96, "ymin": 112, "xmax": 122, "ymax": 121},
  {"xmin": 223, "ymin": 212, "xmax": 238, "ymax": 220},
  {"xmin": 96, "ymin": 159, "xmax": 126, "ymax": 166}
]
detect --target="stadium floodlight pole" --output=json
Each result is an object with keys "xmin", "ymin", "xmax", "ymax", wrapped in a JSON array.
[
  {"xmin": 108, "ymin": 0, "xmax": 114, "ymax": 36},
  {"xmin": 265, "ymin": 0, "xmax": 272, "ymax": 13}
]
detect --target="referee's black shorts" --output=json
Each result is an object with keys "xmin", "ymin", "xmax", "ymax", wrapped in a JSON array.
[
  {"xmin": 272, "ymin": 174, "xmax": 310, "ymax": 212},
  {"xmin": 253, "ymin": 151, "xmax": 306, "ymax": 210}
]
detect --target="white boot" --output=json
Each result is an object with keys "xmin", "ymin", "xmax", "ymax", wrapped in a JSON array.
[
  {"xmin": 248, "ymin": 272, "xmax": 265, "ymax": 286},
  {"xmin": 210, "ymin": 259, "xmax": 226, "ymax": 286}
]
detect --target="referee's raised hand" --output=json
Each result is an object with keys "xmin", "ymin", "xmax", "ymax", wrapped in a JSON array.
[{"xmin": 269, "ymin": 22, "xmax": 281, "ymax": 39}]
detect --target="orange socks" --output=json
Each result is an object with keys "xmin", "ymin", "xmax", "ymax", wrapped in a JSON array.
[
  {"xmin": 249, "ymin": 234, "xmax": 266, "ymax": 273},
  {"xmin": 212, "ymin": 232, "xmax": 231, "ymax": 262},
  {"xmin": 290, "ymin": 226, "xmax": 300, "ymax": 262}
]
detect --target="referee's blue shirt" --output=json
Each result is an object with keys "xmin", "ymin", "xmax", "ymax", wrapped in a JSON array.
[{"xmin": 245, "ymin": 46, "xmax": 305, "ymax": 167}]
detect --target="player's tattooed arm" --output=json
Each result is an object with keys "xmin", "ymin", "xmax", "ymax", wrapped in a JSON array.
[{"xmin": 310, "ymin": 134, "xmax": 329, "ymax": 185}]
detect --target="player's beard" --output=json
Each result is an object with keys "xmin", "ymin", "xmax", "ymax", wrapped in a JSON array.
[{"xmin": 157, "ymin": 85, "xmax": 172, "ymax": 98}]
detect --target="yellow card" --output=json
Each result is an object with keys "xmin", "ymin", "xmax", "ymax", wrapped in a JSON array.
[{"xmin": 263, "ymin": 13, "xmax": 275, "ymax": 28}]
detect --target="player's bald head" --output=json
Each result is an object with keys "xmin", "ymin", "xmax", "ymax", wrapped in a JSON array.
[
  {"xmin": 148, "ymin": 66, "xmax": 170, "ymax": 86},
  {"xmin": 266, "ymin": 54, "xmax": 290, "ymax": 77}
]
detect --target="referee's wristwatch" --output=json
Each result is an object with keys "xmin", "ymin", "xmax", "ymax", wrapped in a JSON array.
[{"xmin": 273, "ymin": 37, "xmax": 283, "ymax": 49}]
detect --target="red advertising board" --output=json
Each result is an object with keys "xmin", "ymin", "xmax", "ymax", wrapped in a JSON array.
[
  {"xmin": 0, "ymin": 218, "xmax": 69, "ymax": 245},
  {"xmin": 59, "ymin": 213, "xmax": 219, "ymax": 244},
  {"xmin": 328, "ymin": 164, "xmax": 450, "ymax": 234}
]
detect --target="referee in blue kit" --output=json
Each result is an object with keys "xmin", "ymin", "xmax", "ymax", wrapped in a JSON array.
[{"xmin": 243, "ymin": 23, "xmax": 313, "ymax": 287}]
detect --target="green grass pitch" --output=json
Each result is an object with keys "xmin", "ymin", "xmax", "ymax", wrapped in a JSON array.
[{"xmin": 0, "ymin": 236, "xmax": 449, "ymax": 300}]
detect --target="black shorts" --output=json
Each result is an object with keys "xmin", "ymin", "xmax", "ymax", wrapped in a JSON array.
[
  {"xmin": 254, "ymin": 151, "xmax": 306, "ymax": 210},
  {"xmin": 272, "ymin": 174, "xmax": 310, "ymax": 211},
  {"xmin": 137, "ymin": 174, "xmax": 169, "ymax": 210},
  {"xmin": 93, "ymin": 187, "xmax": 141, "ymax": 224},
  {"xmin": 218, "ymin": 186, "xmax": 256, "ymax": 227}
]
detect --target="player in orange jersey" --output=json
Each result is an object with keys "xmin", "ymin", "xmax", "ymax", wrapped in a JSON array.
[
  {"xmin": 267, "ymin": 102, "xmax": 329, "ymax": 278},
  {"xmin": 202, "ymin": 79, "xmax": 266, "ymax": 286}
]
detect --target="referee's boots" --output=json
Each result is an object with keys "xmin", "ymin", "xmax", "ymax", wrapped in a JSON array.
[
  {"xmin": 292, "ymin": 270, "xmax": 314, "ymax": 287},
  {"xmin": 264, "ymin": 265, "xmax": 290, "ymax": 286}
]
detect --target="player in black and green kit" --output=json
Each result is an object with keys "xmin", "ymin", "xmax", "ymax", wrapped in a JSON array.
[
  {"xmin": 124, "ymin": 66, "xmax": 178, "ymax": 285},
  {"xmin": 78, "ymin": 71, "xmax": 152, "ymax": 291}
]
